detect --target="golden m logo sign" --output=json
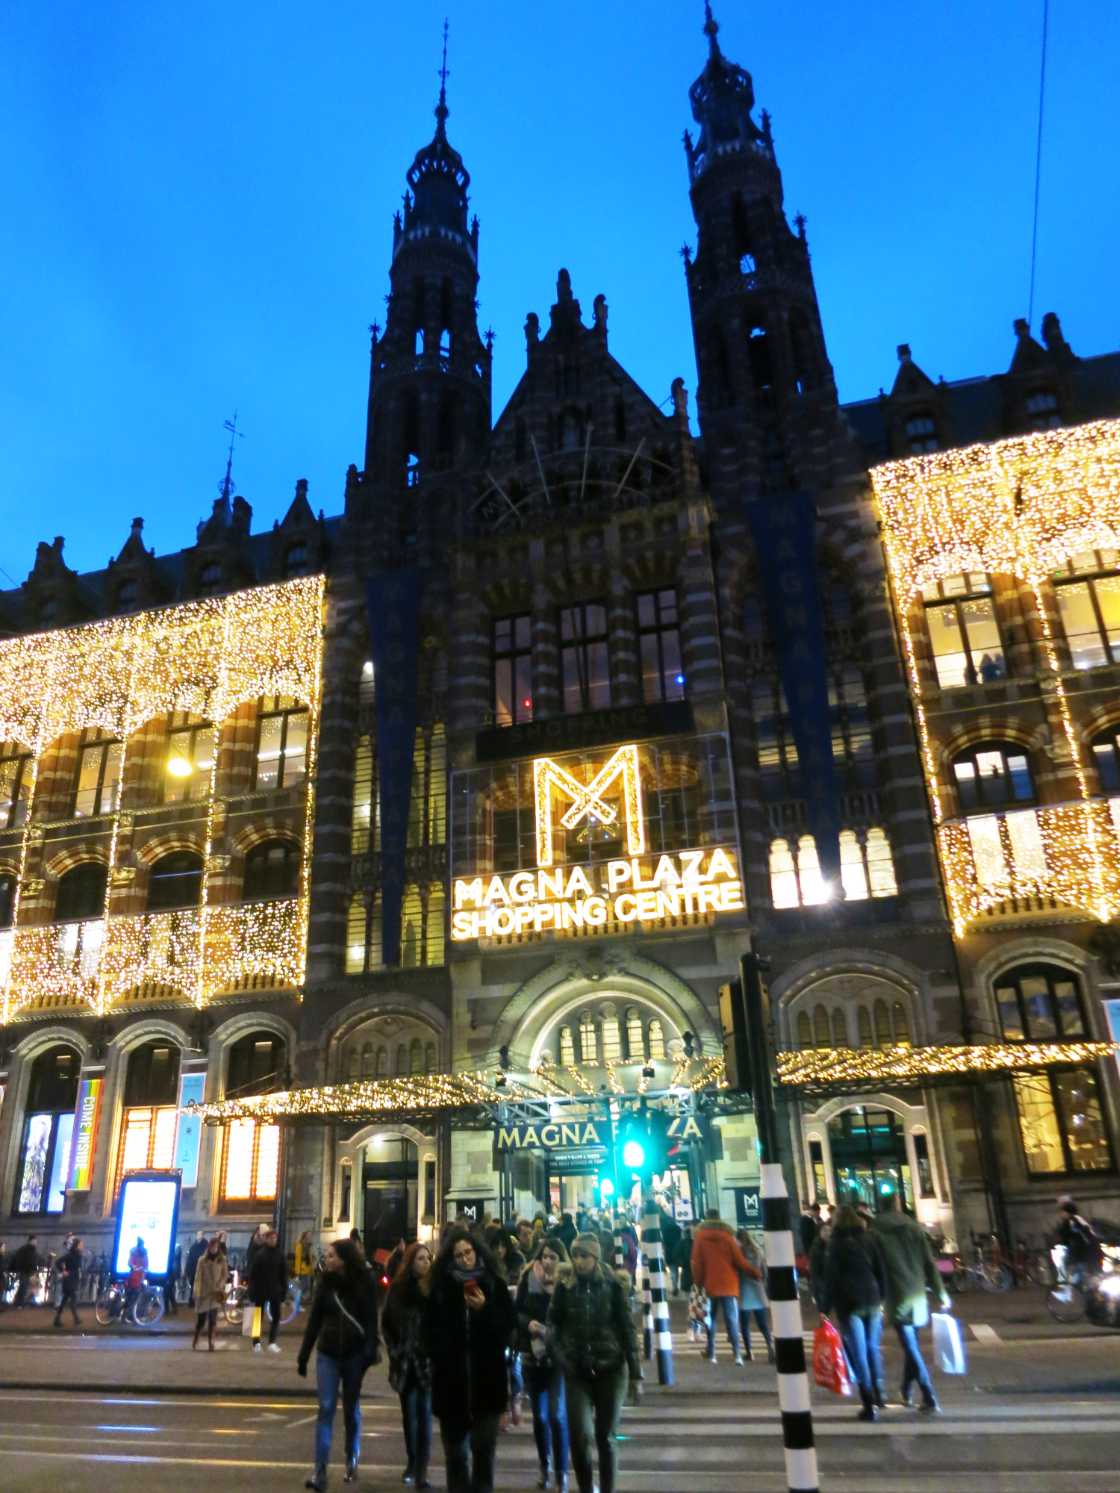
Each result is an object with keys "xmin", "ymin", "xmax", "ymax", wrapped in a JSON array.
[{"xmin": 533, "ymin": 743, "xmax": 646, "ymax": 867}]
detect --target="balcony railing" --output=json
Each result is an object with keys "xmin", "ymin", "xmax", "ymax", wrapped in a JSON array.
[
  {"xmin": 938, "ymin": 798, "xmax": 1120, "ymax": 930},
  {"xmin": 2, "ymin": 897, "xmax": 303, "ymax": 1019}
]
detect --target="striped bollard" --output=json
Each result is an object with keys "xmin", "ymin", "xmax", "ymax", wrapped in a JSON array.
[
  {"xmin": 613, "ymin": 1221, "xmax": 625, "ymax": 1273},
  {"xmin": 641, "ymin": 1200, "xmax": 675, "ymax": 1385},
  {"xmin": 761, "ymin": 1160, "xmax": 819, "ymax": 1493},
  {"xmin": 639, "ymin": 1240, "xmax": 653, "ymax": 1360}
]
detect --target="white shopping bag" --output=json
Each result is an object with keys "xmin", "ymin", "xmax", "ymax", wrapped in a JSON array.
[{"xmin": 930, "ymin": 1311, "xmax": 967, "ymax": 1375}]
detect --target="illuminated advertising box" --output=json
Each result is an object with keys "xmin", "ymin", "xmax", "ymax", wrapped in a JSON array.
[
  {"xmin": 112, "ymin": 1172, "xmax": 181, "ymax": 1279},
  {"xmin": 451, "ymin": 738, "xmax": 745, "ymax": 941}
]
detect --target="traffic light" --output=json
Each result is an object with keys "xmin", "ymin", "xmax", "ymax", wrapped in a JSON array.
[
  {"xmin": 618, "ymin": 1113, "xmax": 648, "ymax": 1175},
  {"xmin": 644, "ymin": 1108, "xmax": 671, "ymax": 1177}
]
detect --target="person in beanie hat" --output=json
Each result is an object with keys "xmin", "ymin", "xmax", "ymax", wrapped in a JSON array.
[{"xmin": 547, "ymin": 1232, "xmax": 640, "ymax": 1493}]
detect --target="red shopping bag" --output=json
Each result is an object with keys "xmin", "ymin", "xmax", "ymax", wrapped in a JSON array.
[{"xmin": 812, "ymin": 1318, "xmax": 853, "ymax": 1396}]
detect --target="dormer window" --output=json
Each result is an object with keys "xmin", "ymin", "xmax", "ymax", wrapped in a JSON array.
[
  {"xmin": 198, "ymin": 562, "xmax": 223, "ymax": 596},
  {"xmin": 904, "ymin": 414, "xmax": 939, "ymax": 454},
  {"xmin": 284, "ymin": 543, "xmax": 309, "ymax": 577},
  {"xmin": 115, "ymin": 579, "xmax": 139, "ymax": 612},
  {"xmin": 1025, "ymin": 390, "xmax": 1061, "ymax": 431},
  {"xmin": 40, "ymin": 596, "xmax": 59, "ymax": 624}
]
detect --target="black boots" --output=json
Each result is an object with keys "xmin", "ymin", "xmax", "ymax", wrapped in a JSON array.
[
  {"xmin": 305, "ymin": 1466, "xmax": 327, "ymax": 1491},
  {"xmin": 857, "ymin": 1388, "xmax": 879, "ymax": 1421},
  {"xmin": 344, "ymin": 1459, "xmax": 358, "ymax": 1483}
]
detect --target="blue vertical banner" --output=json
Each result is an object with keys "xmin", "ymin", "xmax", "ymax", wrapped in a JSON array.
[
  {"xmin": 366, "ymin": 568, "xmax": 422, "ymax": 966},
  {"xmin": 174, "ymin": 1071, "xmax": 206, "ymax": 1188},
  {"xmin": 746, "ymin": 494, "xmax": 842, "ymax": 888}
]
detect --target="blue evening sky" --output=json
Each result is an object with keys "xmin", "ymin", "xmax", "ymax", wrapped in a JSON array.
[{"xmin": 2, "ymin": 1, "xmax": 1117, "ymax": 580}]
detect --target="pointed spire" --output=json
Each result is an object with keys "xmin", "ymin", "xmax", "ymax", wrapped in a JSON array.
[
  {"xmin": 434, "ymin": 18, "xmax": 450, "ymax": 141},
  {"xmin": 703, "ymin": 1, "xmax": 722, "ymax": 57}
]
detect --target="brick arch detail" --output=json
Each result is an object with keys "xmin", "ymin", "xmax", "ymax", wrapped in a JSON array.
[
  {"xmin": 230, "ymin": 821, "xmax": 303, "ymax": 859},
  {"xmin": 42, "ymin": 842, "xmax": 110, "ymax": 880},
  {"xmin": 11, "ymin": 1023, "xmax": 93, "ymax": 1062},
  {"xmin": 133, "ymin": 831, "xmax": 206, "ymax": 868},
  {"xmin": 937, "ymin": 719, "xmax": 1047, "ymax": 770}
]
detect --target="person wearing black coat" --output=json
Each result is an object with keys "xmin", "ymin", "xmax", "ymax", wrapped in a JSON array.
[
  {"xmin": 11, "ymin": 1236, "xmax": 40, "ymax": 1308},
  {"xmin": 423, "ymin": 1227, "xmax": 516, "ymax": 1493},
  {"xmin": 297, "ymin": 1239, "xmax": 381, "ymax": 1490},
  {"xmin": 248, "ymin": 1226, "xmax": 288, "ymax": 1352},
  {"xmin": 382, "ymin": 1241, "xmax": 435, "ymax": 1489},
  {"xmin": 820, "ymin": 1206, "xmax": 888, "ymax": 1421},
  {"xmin": 53, "ymin": 1237, "xmax": 83, "ymax": 1327}
]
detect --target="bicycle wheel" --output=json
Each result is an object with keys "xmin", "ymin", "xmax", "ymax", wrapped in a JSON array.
[
  {"xmin": 224, "ymin": 1288, "xmax": 244, "ymax": 1327},
  {"xmin": 133, "ymin": 1287, "xmax": 165, "ymax": 1327},
  {"xmin": 982, "ymin": 1264, "xmax": 1013, "ymax": 1292},
  {"xmin": 1046, "ymin": 1282, "xmax": 1085, "ymax": 1323},
  {"xmin": 94, "ymin": 1291, "xmax": 118, "ymax": 1326}
]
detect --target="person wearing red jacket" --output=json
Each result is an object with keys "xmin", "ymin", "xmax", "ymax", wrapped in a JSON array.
[{"xmin": 690, "ymin": 1209, "xmax": 760, "ymax": 1365}]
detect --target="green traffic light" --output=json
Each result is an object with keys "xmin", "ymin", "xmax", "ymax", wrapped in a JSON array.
[{"xmin": 622, "ymin": 1139, "xmax": 646, "ymax": 1169}]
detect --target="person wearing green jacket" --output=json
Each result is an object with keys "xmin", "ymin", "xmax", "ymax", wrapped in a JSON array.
[{"xmin": 871, "ymin": 1193, "xmax": 949, "ymax": 1412}]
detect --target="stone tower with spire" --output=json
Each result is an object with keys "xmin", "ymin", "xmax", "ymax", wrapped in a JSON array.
[
  {"xmin": 358, "ymin": 26, "xmax": 491, "ymax": 553},
  {"xmin": 683, "ymin": 4, "xmax": 853, "ymax": 502}
]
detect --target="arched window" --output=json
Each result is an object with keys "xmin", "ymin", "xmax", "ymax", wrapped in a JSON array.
[
  {"xmin": 839, "ymin": 830, "xmax": 868, "ymax": 901},
  {"xmin": 797, "ymin": 1011, "xmax": 813, "ymax": 1049},
  {"xmin": 115, "ymin": 1041, "xmax": 181, "ymax": 1194},
  {"xmin": 921, "ymin": 573, "xmax": 1003, "ymax": 687},
  {"xmin": 376, "ymin": 1046, "xmax": 389, "ymax": 1078},
  {"xmin": 857, "ymin": 1006, "xmax": 873, "ymax": 1048},
  {"xmin": 15, "ymin": 1045, "xmax": 81, "ymax": 1215},
  {"xmin": 221, "ymin": 1032, "xmax": 285, "ymax": 1207},
  {"xmin": 559, "ymin": 1026, "xmax": 576, "ymax": 1066},
  {"xmin": 72, "ymin": 729, "xmax": 123, "ymax": 818},
  {"xmin": 345, "ymin": 892, "xmax": 382, "ymax": 974},
  {"xmin": 361, "ymin": 1043, "xmax": 374, "ymax": 1079},
  {"xmin": 347, "ymin": 1047, "xmax": 359, "ymax": 1080},
  {"xmin": 601, "ymin": 1014, "xmax": 622, "ymax": 1064},
  {"xmin": 892, "ymin": 1001, "xmax": 910, "ymax": 1044},
  {"xmin": 147, "ymin": 851, "xmax": 203, "ymax": 912},
  {"xmin": 625, "ymin": 1008, "xmax": 645, "ymax": 1061},
  {"xmin": 813, "ymin": 1005, "xmax": 830, "ymax": 1049},
  {"xmin": 243, "ymin": 838, "xmax": 300, "ymax": 901},
  {"xmin": 55, "ymin": 862, "xmax": 107, "ymax": 922},
  {"xmin": 952, "ymin": 742, "xmax": 1034, "ymax": 811},
  {"xmin": 1053, "ymin": 551, "xmax": 1120, "ymax": 670},
  {"xmin": 647, "ymin": 1019, "xmax": 666, "ymax": 1060},
  {"xmin": 866, "ymin": 829, "xmax": 899, "ymax": 898},
  {"xmin": 831, "ymin": 1009, "xmax": 848, "ymax": 1048},
  {"xmin": 578, "ymin": 1013, "xmax": 598, "ymax": 1064},
  {"xmin": 769, "ymin": 838, "xmax": 799, "ymax": 909},
  {"xmin": 425, "ymin": 1042, "xmax": 437, "ymax": 1073},
  {"xmin": 395, "ymin": 1044, "xmax": 408, "ymax": 1076},
  {"xmin": 409, "ymin": 1038, "xmax": 423, "ymax": 1074},
  {"xmin": 874, "ymin": 999, "xmax": 892, "ymax": 1047},
  {"xmin": 0, "ymin": 871, "xmax": 16, "ymax": 930},
  {"xmin": 0, "ymin": 741, "xmax": 32, "ymax": 828},
  {"xmin": 797, "ymin": 835, "xmax": 829, "ymax": 905}
]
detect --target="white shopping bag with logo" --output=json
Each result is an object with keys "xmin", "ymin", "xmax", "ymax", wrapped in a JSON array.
[{"xmin": 931, "ymin": 1311, "xmax": 966, "ymax": 1375}]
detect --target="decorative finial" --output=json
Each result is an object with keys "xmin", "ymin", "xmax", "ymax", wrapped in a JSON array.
[
  {"xmin": 219, "ymin": 412, "xmax": 245, "ymax": 505},
  {"xmin": 435, "ymin": 18, "xmax": 450, "ymax": 137},
  {"xmin": 703, "ymin": 1, "xmax": 721, "ymax": 55}
]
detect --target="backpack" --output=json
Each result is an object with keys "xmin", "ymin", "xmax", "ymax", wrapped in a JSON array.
[{"xmin": 1069, "ymin": 1217, "xmax": 1103, "ymax": 1272}]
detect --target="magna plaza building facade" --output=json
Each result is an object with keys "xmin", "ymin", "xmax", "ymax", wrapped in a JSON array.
[{"xmin": 2, "ymin": 17, "xmax": 1120, "ymax": 1259}]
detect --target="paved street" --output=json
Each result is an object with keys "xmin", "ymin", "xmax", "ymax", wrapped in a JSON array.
[{"xmin": 0, "ymin": 1297, "xmax": 1117, "ymax": 1490}]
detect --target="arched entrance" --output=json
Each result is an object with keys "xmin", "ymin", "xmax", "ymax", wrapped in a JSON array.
[
  {"xmin": 361, "ymin": 1135, "xmax": 419, "ymax": 1254},
  {"xmin": 827, "ymin": 1105, "xmax": 912, "ymax": 1213}
]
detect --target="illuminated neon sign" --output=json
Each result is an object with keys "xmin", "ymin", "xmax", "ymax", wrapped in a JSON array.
[{"xmin": 452, "ymin": 743, "xmax": 744, "ymax": 941}]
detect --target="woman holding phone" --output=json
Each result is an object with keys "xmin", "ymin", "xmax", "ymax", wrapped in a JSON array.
[{"xmin": 424, "ymin": 1227, "xmax": 516, "ymax": 1493}]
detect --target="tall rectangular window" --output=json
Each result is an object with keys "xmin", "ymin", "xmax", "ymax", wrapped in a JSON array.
[
  {"xmin": 1054, "ymin": 551, "xmax": 1120, "ymax": 669},
  {"xmin": 0, "ymin": 743, "xmax": 32, "ymax": 828},
  {"xmin": 560, "ymin": 602, "xmax": 610, "ymax": 713},
  {"xmin": 73, "ymin": 732, "xmax": 123, "ymax": 817},
  {"xmin": 254, "ymin": 696, "xmax": 308, "ymax": 790},
  {"xmin": 163, "ymin": 715, "xmax": 216, "ymax": 803},
  {"xmin": 1012, "ymin": 1069, "xmax": 1112, "ymax": 1176},
  {"xmin": 493, "ymin": 615, "xmax": 533, "ymax": 726},
  {"xmin": 921, "ymin": 574, "xmax": 1004, "ymax": 688},
  {"xmin": 220, "ymin": 1118, "xmax": 280, "ymax": 1204},
  {"xmin": 637, "ymin": 589, "xmax": 684, "ymax": 703}
]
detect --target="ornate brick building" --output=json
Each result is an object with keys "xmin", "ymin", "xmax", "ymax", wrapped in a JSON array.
[{"xmin": 2, "ymin": 12, "xmax": 1119, "ymax": 1258}]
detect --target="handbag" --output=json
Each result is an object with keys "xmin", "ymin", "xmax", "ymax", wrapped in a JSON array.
[
  {"xmin": 811, "ymin": 1318, "xmax": 853, "ymax": 1396},
  {"xmin": 931, "ymin": 1311, "xmax": 967, "ymax": 1375},
  {"xmin": 242, "ymin": 1303, "xmax": 262, "ymax": 1338}
]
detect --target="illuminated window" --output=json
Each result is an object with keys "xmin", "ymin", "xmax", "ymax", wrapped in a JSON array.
[
  {"xmin": 601, "ymin": 1015, "xmax": 622, "ymax": 1064},
  {"xmin": 146, "ymin": 851, "xmax": 203, "ymax": 912},
  {"xmin": 493, "ymin": 615, "xmax": 533, "ymax": 727},
  {"xmin": 768, "ymin": 837, "xmax": 799, "ymax": 909},
  {"xmin": 995, "ymin": 964, "xmax": 1086, "ymax": 1042},
  {"xmin": 904, "ymin": 413, "xmax": 939, "ymax": 454},
  {"xmin": 0, "ymin": 742, "xmax": 32, "ymax": 829},
  {"xmin": 559, "ymin": 1025, "xmax": 576, "ymax": 1065},
  {"xmin": 55, "ymin": 861, "xmax": 107, "ymax": 922},
  {"xmin": 797, "ymin": 835, "xmax": 829, "ymax": 905},
  {"xmin": 1012, "ymin": 1068, "xmax": 1112, "ymax": 1175},
  {"xmin": 648, "ymin": 1019, "xmax": 666, "ymax": 1059},
  {"xmin": 637, "ymin": 589, "xmax": 684, "ymax": 703},
  {"xmin": 73, "ymin": 730, "xmax": 123, "ymax": 817},
  {"xmin": 1024, "ymin": 389, "xmax": 1061, "ymax": 431},
  {"xmin": 839, "ymin": 831, "xmax": 868, "ymax": 900},
  {"xmin": 830, "ymin": 667, "xmax": 873, "ymax": 784},
  {"xmin": 625, "ymin": 1008, "xmax": 645, "ymax": 1061},
  {"xmin": 839, "ymin": 828, "xmax": 898, "ymax": 901},
  {"xmin": 163, "ymin": 714, "xmax": 215, "ymax": 803},
  {"xmin": 578, "ymin": 1014, "xmax": 598, "ymax": 1064},
  {"xmin": 253, "ymin": 696, "xmax": 308, "ymax": 791},
  {"xmin": 813, "ymin": 1004, "xmax": 830, "ymax": 1048},
  {"xmin": 114, "ymin": 1042, "xmax": 180, "ymax": 1196},
  {"xmin": 1054, "ymin": 551, "xmax": 1120, "ymax": 670},
  {"xmin": 400, "ymin": 882, "xmax": 446, "ymax": 969},
  {"xmin": 952, "ymin": 742, "xmax": 1034, "ymax": 812},
  {"xmin": 921, "ymin": 574, "xmax": 1004, "ymax": 688},
  {"xmin": 243, "ymin": 838, "xmax": 299, "ymax": 901},
  {"xmin": 754, "ymin": 678, "xmax": 799, "ymax": 796},
  {"xmin": 345, "ymin": 892, "xmax": 381, "ymax": 974},
  {"xmin": 219, "ymin": 1032, "xmax": 285, "ymax": 1206},
  {"xmin": 14, "ymin": 1045, "xmax": 80, "ymax": 1216},
  {"xmin": 407, "ymin": 727, "xmax": 446, "ymax": 849},
  {"xmin": 351, "ymin": 733, "xmax": 376, "ymax": 853},
  {"xmin": 560, "ymin": 602, "xmax": 611, "ymax": 713}
]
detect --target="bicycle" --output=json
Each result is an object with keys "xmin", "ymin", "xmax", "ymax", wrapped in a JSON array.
[
  {"xmin": 1045, "ymin": 1245, "xmax": 1087, "ymax": 1323},
  {"xmin": 94, "ymin": 1276, "xmax": 165, "ymax": 1328},
  {"xmin": 223, "ymin": 1273, "xmax": 302, "ymax": 1328},
  {"xmin": 953, "ymin": 1232, "xmax": 1013, "ymax": 1293}
]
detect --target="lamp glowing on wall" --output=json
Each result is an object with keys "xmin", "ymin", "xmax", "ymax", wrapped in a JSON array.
[{"xmin": 166, "ymin": 754, "xmax": 193, "ymax": 779}]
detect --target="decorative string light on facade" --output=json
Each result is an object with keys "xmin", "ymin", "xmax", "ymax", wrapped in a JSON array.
[
  {"xmin": 193, "ymin": 1070, "xmax": 555, "ymax": 1124},
  {"xmin": 0, "ymin": 576, "xmax": 325, "ymax": 1023},
  {"xmin": 776, "ymin": 1040, "xmax": 1119, "ymax": 1090},
  {"xmin": 871, "ymin": 420, "xmax": 1120, "ymax": 932}
]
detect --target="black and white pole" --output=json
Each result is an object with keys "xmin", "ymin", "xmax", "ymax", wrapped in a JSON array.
[
  {"xmin": 740, "ymin": 952, "xmax": 819, "ymax": 1493},
  {"xmin": 639, "ymin": 1236, "xmax": 653, "ymax": 1360},
  {"xmin": 641, "ymin": 1197, "xmax": 675, "ymax": 1385}
]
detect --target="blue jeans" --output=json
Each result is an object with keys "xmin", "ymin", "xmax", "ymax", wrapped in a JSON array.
[
  {"xmin": 315, "ymin": 1351, "xmax": 364, "ymax": 1468},
  {"xmin": 705, "ymin": 1296, "xmax": 742, "ymax": 1357},
  {"xmin": 399, "ymin": 1380, "xmax": 432, "ymax": 1478},
  {"xmin": 439, "ymin": 1412, "xmax": 500, "ymax": 1493},
  {"xmin": 838, "ymin": 1311, "xmax": 884, "ymax": 1397},
  {"xmin": 895, "ymin": 1321, "xmax": 935, "ymax": 1404},
  {"xmin": 526, "ymin": 1361, "xmax": 569, "ymax": 1475},
  {"xmin": 738, "ymin": 1306, "xmax": 773, "ymax": 1355}
]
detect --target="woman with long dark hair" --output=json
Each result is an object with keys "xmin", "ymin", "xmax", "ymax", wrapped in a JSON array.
[
  {"xmin": 382, "ymin": 1240, "xmax": 435, "ymax": 1489},
  {"xmin": 516, "ymin": 1235, "xmax": 571, "ymax": 1491},
  {"xmin": 423, "ymin": 1226, "xmax": 516, "ymax": 1493},
  {"xmin": 297, "ymin": 1238, "xmax": 380, "ymax": 1489}
]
